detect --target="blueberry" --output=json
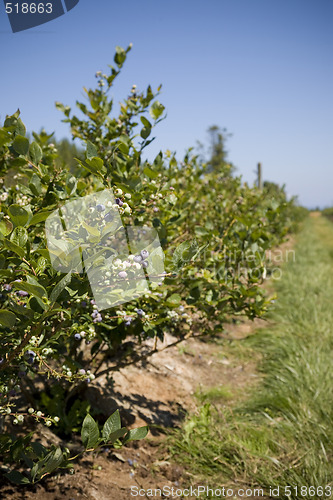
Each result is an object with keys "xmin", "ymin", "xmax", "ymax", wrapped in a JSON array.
[
  {"xmin": 86, "ymin": 378, "xmax": 91, "ymax": 383},
  {"xmin": 79, "ymin": 369, "xmax": 86, "ymax": 375},
  {"xmin": 26, "ymin": 350, "xmax": 36, "ymax": 358},
  {"xmin": 96, "ymin": 204, "xmax": 105, "ymax": 212},
  {"xmin": 93, "ymin": 314, "xmax": 102, "ymax": 323},
  {"xmin": 3, "ymin": 284, "xmax": 12, "ymax": 292},
  {"xmin": 141, "ymin": 260, "xmax": 149, "ymax": 269},
  {"xmin": 18, "ymin": 290, "xmax": 29, "ymax": 297},
  {"xmin": 81, "ymin": 301, "xmax": 87, "ymax": 308},
  {"xmin": 91, "ymin": 311, "xmax": 98, "ymax": 318},
  {"xmin": 133, "ymin": 255, "xmax": 142, "ymax": 263},
  {"xmin": 74, "ymin": 333, "xmax": 81, "ymax": 341},
  {"xmin": 136, "ymin": 309, "xmax": 144, "ymax": 316},
  {"xmin": 125, "ymin": 321, "xmax": 131, "ymax": 327},
  {"xmin": 118, "ymin": 271, "xmax": 128, "ymax": 279},
  {"xmin": 115, "ymin": 198, "xmax": 124, "ymax": 207},
  {"xmin": 140, "ymin": 249, "xmax": 149, "ymax": 260}
]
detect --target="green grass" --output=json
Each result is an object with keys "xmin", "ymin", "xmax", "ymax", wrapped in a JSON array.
[
  {"xmin": 194, "ymin": 385, "xmax": 233, "ymax": 404},
  {"xmin": 169, "ymin": 216, "xmax": 333, "ymax": 499}
]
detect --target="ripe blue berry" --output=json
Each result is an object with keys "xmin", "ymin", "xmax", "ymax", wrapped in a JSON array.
[
  {"xmin": 18, "ymin": 290, "xmax": 29, "ymax": 297},
  {"xmin": 133, "ymin": 255, "xmax": 142, "ymax": 263},
  {"xmin": 125, "ymin": 321, "xmax": 131, "ymax": 327},
  {"xmin": 136, "ymin": 309, "xmax": 144, "ymax": 316},
  {"xmin": 140, "ymin": 249, "xmax": 149, "ymax": 259},
  {"xmin": 74, "ymin": 333, "xmax": 81, "ymax": 341},
  {"xmin": 141, "ymin": 260, "xmax": 149, "ymax": 269},
  {"xmin": 96, "ymin": 204, "xmax": 105, "ymax": 212},
  {"xmin": 3, "ymin": 284, "xmax": 12, "ymax": 292},
  {"xmin": 115, "ymin": 198, "xmax": 124, "ymax": 207},
  {"xmin": 118, "ymin": 271, "xmax": 128, "ymax": 279}
]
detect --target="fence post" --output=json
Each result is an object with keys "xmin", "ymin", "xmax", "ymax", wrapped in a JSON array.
[{"xmin": 257, "ymin": 162, "xmax": 263, "ymax": 190}]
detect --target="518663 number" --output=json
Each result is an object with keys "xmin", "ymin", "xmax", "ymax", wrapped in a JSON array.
[{"xmin": 5, "ymin": 3, "xmax": 53, "ymax": 14}]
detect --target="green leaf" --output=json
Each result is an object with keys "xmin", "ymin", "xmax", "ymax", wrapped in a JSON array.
[
  {"xmin": 140, "ymin": 126, "xmax": 151, "ymax": 140},
  {"xmin": 86, "ymin": 140, "xmax": 98, "ymax": 160},
  {"xmin": 10, "ymin": 227, "xmax": 28, "ymax": 248},
  {"xmin": 49, "ymin": 272, "xmax": 72, "ymax": 304},
  {"xmin": 105, "ymin": 428, "xmax": 128, "ymax": 444},
  {"xmin": 140, "ymin": 116, "xmax": 152, "ymax": 128},
  {"xmin": 82, "ymin": 221, "xmax": 100, "ymax": 238},
  {"xmin": 149, "ymin": 101, "xmax": 165, "ymax": 120},
  {"xmin": 0, "ymin": 218, "xmax": 13, "ymax": 236},
  {"xmin": 114, "ymin": 46, "xmax": 126, "ymax": 67},
  {"xmin": 12, "ymin": 281, "xmax": 47, "ymax": 299},
  {"xmin": 172, "ymin": 241, "xmax": 198, "ymax": 269},
  {"xmin": 194, "ymin": 226, "xmax": 209, "ymax": 237},
  {"xmin": 15, "ymin": 118, "xmax": 26, "ymax": 136},
  {"xmin": 123, "ymin": 426, "xmax": 148, "ymax": 444},
  {"xmin": 0, "ymin": 309, "xmax": 17, "ymax": 327},
  {"xmin": 143, "ymin": 166, "xmax": 159, "ymax": 179},
  {"xmin": 8, "ymin": 205, "xmax": 30, "ymax": 227},
  {"xmin": 35, "ymin": 447, "xmax": 64, "ymax": 480},
  {"xmin": 4, "ymin": 110, "xmax": 20, "ymax": 128},
  {"xmin": 102, "ymin": 410, "xmax": 121, "ymax": 442},
  {"xmin": 4, "ymin": 470, "xmax": 30, "ymax": 485},
  {"xmin": 166, "ymin": 293, "xmax": 182, "ymax": 307},
  {"xmin": 81, "ymin": 414, "xmax": 100, "ymax": 449},
  {"xmin": 79, "ymin": 157, "xmax": 106, "ymax": 177},
  {"xmin": 29, "ymin": 173, "xmax": 42, "ymax": 196},
  {"xmin": 29, "ymin": 142, "xmax": 43, "ymax": 164},
  {"xmin": 28, "ymin": 210, "xmax": 53, "ymax": 226},
  {"xmin": 3, "ymin": 238, "xmax": 25, "ymax": 258},
  {"xmin": 13, "ymin": 135, "xmax": 29, "ymax": 156}
]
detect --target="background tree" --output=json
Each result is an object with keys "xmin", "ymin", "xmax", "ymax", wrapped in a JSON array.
[{"xmin": 206, "ymin": 125, "xmax": 235, "ymax": 175}]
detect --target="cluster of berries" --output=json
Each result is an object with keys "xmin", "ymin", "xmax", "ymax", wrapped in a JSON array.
[
  {"xmin": 123, "ymin": 308, "xmax": 146, "ymax": 327},
  {"xmin": 77, "ymin": 368, "xmax": 95, "ymax": 383},
  {"xmin": 117, "ymin": 249, "xmax": 149, "ymax": 279}
]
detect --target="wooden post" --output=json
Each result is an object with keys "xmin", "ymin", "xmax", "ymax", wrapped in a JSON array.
[{"xmin": 257, "ymin": 162, "xmax": 263, "ymax": 190}]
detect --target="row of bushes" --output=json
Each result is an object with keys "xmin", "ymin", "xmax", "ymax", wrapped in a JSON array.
[
  {"xmin": 0, "ymin": 45, "xmax": 306, "ymax": 485},
  {"xmin": 322, "ymin": 207, "xmax": 333, "ymax": 221}
]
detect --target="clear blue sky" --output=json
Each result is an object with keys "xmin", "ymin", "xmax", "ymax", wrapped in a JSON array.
[{"xmin": 1, "ymin": 0, "xmax": 332, "ymax": 208}]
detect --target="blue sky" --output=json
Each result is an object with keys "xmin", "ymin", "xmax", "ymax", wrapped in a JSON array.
[{"xmin": 0, "ymin": 0, "xmax": 332, "ymax": 208}]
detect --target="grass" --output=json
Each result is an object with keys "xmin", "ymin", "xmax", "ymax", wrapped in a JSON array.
[
  {"xmin": 194, "ymin": 385, "xmax": 233, "ymax": 404},
  {"xmin": 168, "ymin": 216, "xmax": 333, "ymax": 499}
]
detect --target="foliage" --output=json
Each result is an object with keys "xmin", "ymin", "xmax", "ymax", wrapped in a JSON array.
[
  {"xmin": 1, "ymin": 409, "xmax": 147, "ymax": 485},
  {"xmin": 0, "ymin": 45, "xmax": 306, "ymax": 484},
  {"xmin": 322, "ymin": 206, "xmax": 333, "ymax": 221}
]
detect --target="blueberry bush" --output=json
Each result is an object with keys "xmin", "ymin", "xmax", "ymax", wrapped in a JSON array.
[{"xmin": 0, "ymin": 45, "xmax": 306, "ymax": 484}]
